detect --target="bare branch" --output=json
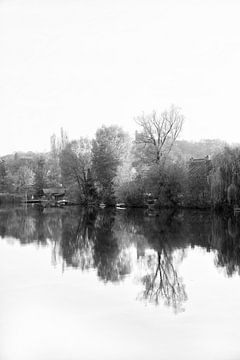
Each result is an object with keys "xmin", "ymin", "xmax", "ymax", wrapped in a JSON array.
[{"xmin": 135, "ymin": 105, "xmax": 184, "ymax": 165}]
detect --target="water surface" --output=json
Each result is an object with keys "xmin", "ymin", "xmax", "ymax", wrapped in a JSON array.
[{"xmin": 1, "ymin": 206, "xmax": 240, "ymax": 360}]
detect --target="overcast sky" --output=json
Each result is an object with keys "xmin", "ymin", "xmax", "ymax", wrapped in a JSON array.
[{"xmin": 1, "ymin": 0, "xmax": 240, "ymax": 155}]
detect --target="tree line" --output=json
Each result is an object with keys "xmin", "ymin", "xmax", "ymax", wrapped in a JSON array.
[{"xmin": 0, "ymin": 105, "xmax": 239, "ymax": 209}]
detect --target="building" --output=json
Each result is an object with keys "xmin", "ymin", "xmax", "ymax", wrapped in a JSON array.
[
  {"xmin": 188, "ymin": 156, "xmax": 212, "ymax": 205},
  {"xmin": 42, "ymin": 188, "xmax": 66, "ymax": 201}
]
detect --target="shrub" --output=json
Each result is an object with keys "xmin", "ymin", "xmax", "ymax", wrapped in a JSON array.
[{"xmin": 115, "ymin": 181, "xmax": 144, "ymax": 207}]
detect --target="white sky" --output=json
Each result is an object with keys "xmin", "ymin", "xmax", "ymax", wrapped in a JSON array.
[{"xmin": 1, "ymin": 0, "xmax": 240, "ymax": 155}]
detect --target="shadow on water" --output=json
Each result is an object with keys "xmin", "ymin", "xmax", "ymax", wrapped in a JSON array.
[{"xmin": 1, "ymin": 205, "xmax": 240, "ymax": 312}]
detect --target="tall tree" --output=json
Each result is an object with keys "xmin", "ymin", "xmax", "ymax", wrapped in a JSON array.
[
  {"xmin": 15, "ymin": 165, "xmax": 34, "ymax": 195},
  {"xmin": 60, "ymin": 138, "xmax": 94, "ymax": 203},
  {"xmin": 134, "ymin": 105, "xmax": 184, "ymax": 166},
  {"xmin": 47, "ymin": 134, "xmax": 62, "ymax": 187},
  {"xmin": 34, "ymin": 157, "xmax": 47, "ymax": 197},
  {"xmin": 210, "ymin": 146, "xmax": 240, "ymax": 208},
  {"xmin": 0, "ymin": 159, "xmax": 8, "ymax": 192},
  {"xmin": 92, "ymin": 125, "xmax": 128, "ymax": 204}
]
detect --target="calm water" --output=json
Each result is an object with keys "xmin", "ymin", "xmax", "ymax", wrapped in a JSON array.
[{"xmin": 1, "ymin": 206, "xmax": 240, "ymax": 360}]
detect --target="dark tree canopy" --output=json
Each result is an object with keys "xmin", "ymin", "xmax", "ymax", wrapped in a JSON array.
[{"xmin": 34, "ymin": 157, "xmax": 47, "ymax": 197}]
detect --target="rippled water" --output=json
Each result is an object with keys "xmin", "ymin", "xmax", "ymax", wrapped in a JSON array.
[{"xmin": 1, "ymin": 206, "xmax": 240, "ymax": 360}]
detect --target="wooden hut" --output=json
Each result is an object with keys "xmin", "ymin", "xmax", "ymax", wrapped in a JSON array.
[{"xmin": 42, "ymin": 188, "xmax": 66, "ymax": 201}]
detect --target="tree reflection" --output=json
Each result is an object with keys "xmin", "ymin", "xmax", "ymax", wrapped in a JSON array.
[
  {"xmin": 1, "ymin": 206, "xmax": 240, "ymax": 311},
  {"xmin": 140, "ymin": 250, "xmax": 187, "ymax": 312},
  {"xmin": 93, "ymin": 211, "xmax": 122, "ymax": 282},
  {"xmin": 125, "ymin": 210, "xmax": 187, "ymax": 312},
  {"xmin": 58, "ymin": 208, "xmax": 96, "ymax": 269},
  {"xmin": 211, "ymin": 213, "xmax": 240, "ymax": 276}
]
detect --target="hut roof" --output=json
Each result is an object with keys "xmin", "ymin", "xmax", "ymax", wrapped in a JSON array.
[
  {"xmin": 43, "ymin": 188, "xmax": 65, "ymax": 196},
  {"xmin": 189, "ymin": 155, "xmax": 210, "ymax": 163}
]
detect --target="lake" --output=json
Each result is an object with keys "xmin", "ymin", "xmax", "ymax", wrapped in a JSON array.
[{"xmin": 0, "ymin": 206, "xmax": 240, "ymax": 360}]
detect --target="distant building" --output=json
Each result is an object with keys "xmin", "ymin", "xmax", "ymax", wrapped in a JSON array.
[
  {"xmin": 42, "ymin": 188, "xmax": 66, "ymax": 201},
  {"xmin": 15, "ymin": 152, "xmax": 35, "ymax": 162},
  {"xmin": 188, "ymin": 155, "xmax": 212, "ymax": 204}
]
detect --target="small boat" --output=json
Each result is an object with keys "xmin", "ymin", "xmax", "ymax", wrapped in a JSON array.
[
  {"xmin": 234, "ymin": 205, "xmax": 240, "ymax": 215},
  {"xmin": 56, "ymin": 199, "xmax": 68, "ymax": 207},
  {"xmin": 116, "ymin": 203, "xmax": 126, "ymax": 209},
  {"xmin": 99, "ymin": 203, "xmax": 106, "ymax": 209},
  {"xmin": 147, "ymin": 209, "xmax": 159, "ymax": 217}
]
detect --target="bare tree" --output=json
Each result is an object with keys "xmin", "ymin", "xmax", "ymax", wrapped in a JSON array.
[{"xmin": 135, "ymin": 105, "xmax": 184, "ymax": 164}]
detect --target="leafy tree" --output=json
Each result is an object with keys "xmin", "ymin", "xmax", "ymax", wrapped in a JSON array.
[
  {"xmin": 141, "ymin": 161, "xmax": 186, "ymax": 207},
  {"xmin": 85, "ymin": 168, "xmax": 98, "ymax": 202},
  {"xmin": 15, "ymin": 165, "xmax": 34, "ymax": 195},
  {"xmin": 60, "ymin": 138, "xmax": 94, "ymax": 203},
  {"xmin": 115, "ymin": 180, "xmax": 145, "ymax": 207},
  {"xmin": 210, "ymin": 146, "xmax": 240, "ymax": 208},
  {"xmin": 187, "ymin": 156, "xmax": 212, "ymax": 207},
  {"xmin": 33, "ymin": 157, "xmax": 47, "ymax": 197},
  {"xmin": 46, "ymin": 157, "xmax": 62, "ymax": 188},
  {"xmin": 46, "ymin": 134, "xmax": 62, "ymax": 187},
  {"xmin": 92, "ymin": 125, "xmax": 128, "ymax": 205},
  {"xmin": 0, "ymin": 159, "xmax": 8, "ymax": 192}
]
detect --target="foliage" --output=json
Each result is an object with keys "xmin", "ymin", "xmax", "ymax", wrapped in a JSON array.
[
  {"xmin": 186, "ymin": 157, "xmax": 212, "ymax": 208},
  {"xmin": 5, "ymin": 109, "xmax": 240, "ymax": 210},
  {"xmin": 156, "ymin": 165, "xmax": 185, "ymax": 207},
  {"xmin": 139, "ymin": 161, "xmax": 186, "ymax": 207},
  {"xmin": 115, "ymin": 180, "xmax": 145, "ymax": 207},
  {"xmin": 60, "ymin": 138, "xmax": 96, "ymax": 203},
  {"xmin": 210, "ymin": 147, "xmax": 240, "ymax": 208},
  {"xmin": 33, "ymin": 157, "xmax": 47, "ymax": 197},
  {"xmin": 92, "ymin": 125, "xmax": 128, "ymax": 205},
  {"xmin": 15, "ymin": 166, "xmax": 34, "ymax": 194},
  {"xmin": 0, "ymin": 160, "xmax": 8, "ymax": 192},
  {"xmin": 45, "ymin": 158, "xmax": 61, "ymax": 188}
]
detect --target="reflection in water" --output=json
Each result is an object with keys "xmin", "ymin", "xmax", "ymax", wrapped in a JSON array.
[
  {"xmin": 1, "ymin": 206, "xmax": 240, "ymax": 312},
  {"xmin": 139, "ymin": 250, "xmax": 187, "ymax": 312},
  {"xmin": 211, "ymin": 213, "xmax": 240, "ymax": 276}
]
